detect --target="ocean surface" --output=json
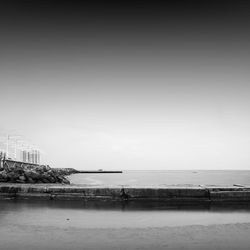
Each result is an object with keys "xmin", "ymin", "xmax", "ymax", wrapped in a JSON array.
[
  {"xmin": 68, "ymin": 170, "xmax": 250, "ymax": 187},
  {"xmin": 1, "ymin": 171, "xmax": 250, "ymax": 249},
  {"xmin": 1, "ymin": 200, "xmax": 250, "ymax": 229},
  {"xmin": 1, "ymin": 200, "xmax": 250, "ymax": 250}
]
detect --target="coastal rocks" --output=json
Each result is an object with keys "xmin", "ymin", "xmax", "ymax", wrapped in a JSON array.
[
  {"xmin": 0, "ymin": 170, "xmax": 8, "ymax": 182},
  {"xmin": 0, "ymin": 163, "xmax": 70, "ymax": 184}
]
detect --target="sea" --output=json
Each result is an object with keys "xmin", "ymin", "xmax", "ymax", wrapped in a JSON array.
[
  {"xmin": 1, "ymin": 198, "xmax": 250, "ymax": 250},
  {"xmin": 1, "ymin": 170, "xmax": 250, "ymax": 249},
  {"xmin": 68, "ymin": 170, "xmax": 250, "ymax": 187}
]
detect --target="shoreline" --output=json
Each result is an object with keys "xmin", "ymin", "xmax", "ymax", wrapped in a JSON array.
[{"xmin": 1, "ymin": 183, "xmax": 250, "ymax": 203}]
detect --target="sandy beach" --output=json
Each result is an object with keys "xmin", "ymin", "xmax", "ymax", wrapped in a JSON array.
[{"xmin": 1, "ymin": 222, "xmax": 250, "ymax": 250}]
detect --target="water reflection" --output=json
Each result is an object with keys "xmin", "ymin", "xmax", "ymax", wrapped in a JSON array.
[
  {"xmin": 1, "ymin": 199, "xmax": 250, "ymax": 230},
  {"xmin": 1, "ymin": 199, "xmax": 250, "ymax": 212}
]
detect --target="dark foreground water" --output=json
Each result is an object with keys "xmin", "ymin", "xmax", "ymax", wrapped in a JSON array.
[
  {"xmin": 69, "ymin": 170, "xmax": 250, "ymax": 186},
  {"xmin": 1, "ymin": 200, "xmax": 250, "ymax": 228},
  {"xmin": 1, "ymin": 200, "xmax": 250, "ymax": 250}
]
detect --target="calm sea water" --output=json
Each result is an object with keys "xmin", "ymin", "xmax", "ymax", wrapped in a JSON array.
[
  {"xmin": 1, "ymin": 200, "xmax": 250, "ymax": 229},
  {"xmin": 68, "ymin": 170, "xmax": 250, "ymax": 187},
  {"xmin": 1, "ymin": 171, "xmax": 250, "ymax": 249},
  {"xmin": 1, "ymin": 200, "xmax": 250, "ymax": 250}
]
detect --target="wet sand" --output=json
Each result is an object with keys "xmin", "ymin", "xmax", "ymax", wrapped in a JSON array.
[{"xmin": 1, "ymin": 223, "xmax": 250, "ymax": 250}]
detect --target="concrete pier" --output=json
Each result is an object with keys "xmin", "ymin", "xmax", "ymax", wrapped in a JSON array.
[
  {"xmin": 0, "ymin": 183, "xmax": 250, "ymax": 203},
  {"xmin": 77, "ymin": 170, "xmax": 123, "ymax": 173}
]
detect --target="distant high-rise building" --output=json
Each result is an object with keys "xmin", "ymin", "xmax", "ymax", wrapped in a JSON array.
[
  {"xmin": 28, "ymin": 151, "xmax": 31, "ymax": 163},
  {"xmin": 22, "ymin": 150, "xmax": 28, "ymax": 162},
  {"xmin": 34, "ymin": 150, "xmax": 38, "ymax": 164},
  {"xmin": 37, "ymin": 151, "xmax": 40, "ymax": 164},
  {"xmin": 31, "ymin": 151, "xmax": 34, "ymax": 164},
  {"xmin": 20, "ymin": 151, "xmax": 23, "ymax": 162}
]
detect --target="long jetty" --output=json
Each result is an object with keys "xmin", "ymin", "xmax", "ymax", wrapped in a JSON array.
[
  {"xmin": 0, "ymin": 183, "xmax": 250, "ymax": 204},
  {"xmin": 77, "ymin": 170, "xmax": 123, "ymax": 174}
]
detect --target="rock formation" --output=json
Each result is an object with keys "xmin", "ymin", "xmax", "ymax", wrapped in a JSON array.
[{"xmin": 0, "ymin": 161, "xmax": 70, "ymax": 184}]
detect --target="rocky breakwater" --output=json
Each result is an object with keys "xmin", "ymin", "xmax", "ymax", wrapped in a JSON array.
[{"xmin": 0, "ymin": 163, "xmax": 70, "ymax": 184}]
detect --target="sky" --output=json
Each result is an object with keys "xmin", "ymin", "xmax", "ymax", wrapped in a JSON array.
[{"xmin": 0, "ymin": 1, "xmax": 250, "ymax": 170}]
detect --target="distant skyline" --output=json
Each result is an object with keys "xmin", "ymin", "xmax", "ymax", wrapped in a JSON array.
[{"xmin": 1, "ymin": 1, "xmax": 250, "ymax": 170}]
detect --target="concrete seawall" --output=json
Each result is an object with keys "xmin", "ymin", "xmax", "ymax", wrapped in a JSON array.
[{"xmin": 0, "ymin": 183, "xmax": 250, "ymax": 203}]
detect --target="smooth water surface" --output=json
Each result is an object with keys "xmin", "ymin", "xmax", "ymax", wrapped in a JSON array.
[
  {"xmin": 1, "ymin": 200, "xmax": 250, "ymax": 250},
  {"xmin": 1, "ymin": 200, "xmax": 250, "ymax": 229},
  {"xmin": 69, "ymin": 170, "xmax": 250, "ymax": 186}
]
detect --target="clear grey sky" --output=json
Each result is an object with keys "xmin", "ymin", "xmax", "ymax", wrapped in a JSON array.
[{"xmin": 1, "ymin": 1, "xmax": 250, "ymax": 170}]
